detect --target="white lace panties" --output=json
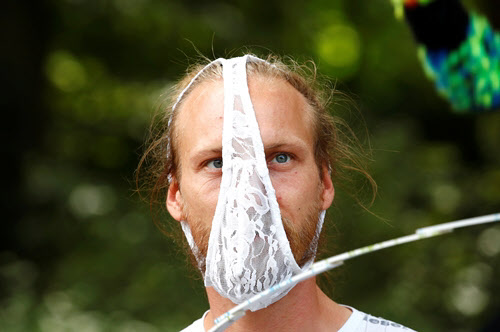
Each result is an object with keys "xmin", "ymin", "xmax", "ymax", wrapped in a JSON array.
[{"xmin": 176, "ymin": 55, "xmax": 325, "ymax": 311}]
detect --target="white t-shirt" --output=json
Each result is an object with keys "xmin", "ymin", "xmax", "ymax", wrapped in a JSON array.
[{"xmin": 181, "ymin": 305, "xmax": 416, "ymax": 331}]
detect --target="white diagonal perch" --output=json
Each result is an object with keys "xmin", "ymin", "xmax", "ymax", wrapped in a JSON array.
[{"xmin": 208, "ymin": 213, "xmax": 500, "ymax": 332}]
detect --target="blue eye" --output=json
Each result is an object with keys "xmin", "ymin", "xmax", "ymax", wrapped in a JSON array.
[
  {"xmin": 207, "ymin": 158, "xmax": 223, "ymax": 169},
  {"xmin": 272, "ymin": 153, "xmax": 291, "ymax": 164}
]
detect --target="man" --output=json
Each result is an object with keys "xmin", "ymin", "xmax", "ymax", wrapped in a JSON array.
[{"xmin": 139, "ymin": 55, "xmax": 414, "ymax": 331}]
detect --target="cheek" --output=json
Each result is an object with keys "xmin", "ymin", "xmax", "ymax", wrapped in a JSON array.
[
  {"xmin": 271, "ymin": 168, "xmax": 321, "ymax": 222},
  {"xmin": 182, "ymin": 175, "xmax": 221, "ymax": 220},
  {"xmin": 272, "ymin": 170, "xmax": 318, "ymax": 213}
]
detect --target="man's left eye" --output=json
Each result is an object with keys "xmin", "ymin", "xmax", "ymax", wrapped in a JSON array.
[{"xmin": 272, "ymin": 153, "xmax": 291, "ymax": 164}]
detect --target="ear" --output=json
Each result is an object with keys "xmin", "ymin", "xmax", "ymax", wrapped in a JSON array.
[
  {"xmin": 166, "ymin": 176, "xmax": 184, "ymax": 222},
  {"xmin": 320, "ymin": 164, "xmax": 335, "ymax": 211}
]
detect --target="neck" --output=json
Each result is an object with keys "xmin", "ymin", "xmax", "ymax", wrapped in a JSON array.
[{"xmin": 203, "ymin": 278, "xmax": 351, "ymax": 332}]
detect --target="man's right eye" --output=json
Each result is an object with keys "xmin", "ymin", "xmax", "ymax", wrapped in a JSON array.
[{"xmin": 207, "ymin": 158, "xmax": 223, "ymax": 169}]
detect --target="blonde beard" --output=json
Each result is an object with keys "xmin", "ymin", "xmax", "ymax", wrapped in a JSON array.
[{"xmin": 182, "ymin": 193, "xmax": 323, "ymax": 274}]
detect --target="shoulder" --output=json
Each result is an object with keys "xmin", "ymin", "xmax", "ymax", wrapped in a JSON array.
[
  {"xmin": 339, "ymin": 306, "xmax": 416, "ymax": 332},
  {"xmin": 180, "ymin": 310, "xmax": 209, "ymax": 332}
]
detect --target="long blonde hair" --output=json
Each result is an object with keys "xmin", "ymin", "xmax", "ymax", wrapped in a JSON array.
[{"xmin": 136, "ymin": 53, "xmax": 376, "ymax": 241}]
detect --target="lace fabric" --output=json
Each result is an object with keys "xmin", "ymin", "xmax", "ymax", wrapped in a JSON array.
[{"xmin": 177, "ymin": 55, "xmax": 325, "ymax": 311}]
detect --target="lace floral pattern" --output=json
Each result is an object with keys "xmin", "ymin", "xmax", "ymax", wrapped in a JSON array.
[{"xmin": 178, "ymin": 56, "xmax": 325, "ymax": 311}]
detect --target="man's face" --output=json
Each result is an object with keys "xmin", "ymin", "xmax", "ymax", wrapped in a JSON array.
[{"xmin": 167, "ymin": 75, "xmax": 334, "ymax": 266}]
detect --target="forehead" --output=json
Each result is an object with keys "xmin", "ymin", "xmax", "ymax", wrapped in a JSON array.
[{"xmin": 175, "ymin": 75, "xmax": 314, "ymax": 158}]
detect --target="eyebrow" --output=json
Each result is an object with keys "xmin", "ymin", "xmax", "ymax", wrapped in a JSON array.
[
  {"xmin": 190, "ymin": 147, "xmax": 223, "ymax": 165},
  {"xmin": 263, "ymin": 141, "xmax": 308, "ymax": 154},
  {"xmin": 264, "ymin": 142, "xmax": 297, "ymax": 151}
]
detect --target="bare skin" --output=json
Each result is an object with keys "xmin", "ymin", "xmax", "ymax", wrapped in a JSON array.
[
  {"xmin": 167, "ymin": 76, "xmax": 351, "ymax": 331},
  {"xmin": 204, "ymin": 280, "xmax": 351, "ymax": 332}
]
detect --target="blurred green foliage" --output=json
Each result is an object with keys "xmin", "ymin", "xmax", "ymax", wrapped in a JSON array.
[{"xmin": 1, "ymin": 0, "xmax": 499, "ymax": 331}]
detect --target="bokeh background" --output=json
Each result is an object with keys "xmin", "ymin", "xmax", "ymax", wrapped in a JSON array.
[{"xmin": 2, "ymin": 0, "xmax": 500, "ymax": 331}]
